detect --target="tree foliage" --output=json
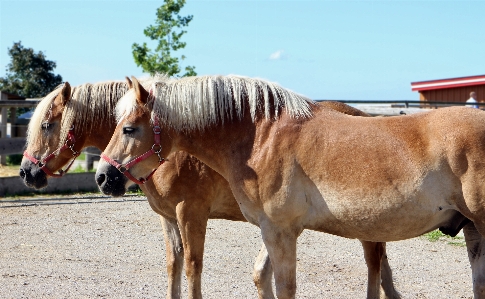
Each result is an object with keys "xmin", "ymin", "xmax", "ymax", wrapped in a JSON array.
[
  {"xmin": 132, "ymin": 0, "xmax": 196, "ymax": 77},
  {"xmin": 0, "ymin": 41, "xmax": 63, "ymax": 98}
]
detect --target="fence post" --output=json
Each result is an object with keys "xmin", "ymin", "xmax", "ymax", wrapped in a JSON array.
[
  {"xmin": 9, "ymin": 107, "xmax": 17, "ymax": 137},
  {"xmin": 0, "ymin": 92, "xmax": 8, "ymax": 165},
  {"xmin": 85, "ymin": 147, "xmax": 101, "ymax": 171},
  {"xmin": 0, "ymin": 108, "xmax": 6, "ymax": 138},
  {"xmin": 0, "ymin": 107, "xmax": 7, "ymax": 165}
]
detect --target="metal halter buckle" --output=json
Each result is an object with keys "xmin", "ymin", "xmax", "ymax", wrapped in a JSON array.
[{"xmin": 100, "ymin": 117, "xmax": 166, "ymax": 185}]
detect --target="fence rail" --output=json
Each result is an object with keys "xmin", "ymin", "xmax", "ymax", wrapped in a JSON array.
[
  {"xmin": 0, "ymin": 99, "xmax": 40, "ymax": 108},
  {"xmin": 0, "ymin": 137, "xmax": 25, "ymax": 155},
  {"xmin": 315, "ymin": 99, "xmax": 483, "ymax": 108}
]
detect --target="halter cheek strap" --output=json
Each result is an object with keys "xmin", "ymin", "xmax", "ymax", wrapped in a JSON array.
[
  {"xmin": 100, "ymin": 118, "xmax": 165, "ymax": 185},
  {"xmin": 23, "ymin": 127, "xmax": 80, "ymax": 177}
]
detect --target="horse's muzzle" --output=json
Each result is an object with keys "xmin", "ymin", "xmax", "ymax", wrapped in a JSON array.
[
  {"xmin": 19, "ymin": 162, "xmax": 48, "ymax": 189},
  {"xmin": 95, "ymin": 164, "xmax": 127, "ymax": 197}
]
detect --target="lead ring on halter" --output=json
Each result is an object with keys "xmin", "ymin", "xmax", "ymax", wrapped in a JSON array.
[
  {"xmin": 100, "ymin": 117, "xmax": 165, "ymax": 185},
  {"xmin": 23, "ymin": 125, "xmax": 80, "ymax": 177}
]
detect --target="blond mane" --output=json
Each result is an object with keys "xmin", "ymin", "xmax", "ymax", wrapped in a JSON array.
[
  {"xmin": 117, "ymin": 75, "xmax": 314, "ymax": 131},
  {"xmin": 29, "ymin": 78, "xmax": 160, "ymax": 151},
  {"xmin": 26, "ymin": 84, "xmax": 65, "ymax": 146},
  {"xmin": 57, "ymin": 80, "xmax": 129, "ymax": 147},
  {"xmin": 59, "ymin": 77, "xmax": 162, "ymax": 148}
]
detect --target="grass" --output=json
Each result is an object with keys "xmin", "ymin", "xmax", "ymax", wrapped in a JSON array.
[
  {"xmin": 1, "ymin": 150, "xmax": 144, "ymax": 198},
  {"xmin": 2, "ymin": 186, "xmax": 144, "ymax": 199},
  {"xmin": 2, "ymin": 190, "xmax": 106, "ymax": 199},
  {"xmin": 0, "ymin": 164, "xmax": 95, "ymax": 177},
  {"xmin": 0, "ymin": 165, "xmax": 20, "ymax": 177},
  {"xmin": 71, "ymin": 164, "xmax": 96, "ymax": 173},
  {"xmin": 423, "ymin": 229, "xmax": 466, "ymax": 247},
  {"xmin": 0, "ymin": 151, "xmax": 96, "ymax": 178},
  {"xmin": 127, "ymin": 185, "xmax": 143, "ymax": 195},
  {"xmin": 425, "ymin": 230, "xmax": 445, "ymax": 242}
]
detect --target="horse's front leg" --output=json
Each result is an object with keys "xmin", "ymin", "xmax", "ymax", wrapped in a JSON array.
[
  {"xmin": 361, "ymin": 240, "xmax": 382, "ymax": 299},
  {"xmin": 176, "ymin": 202, "xmax": 210, "ymax": 299},
  {"xmin": 253, "ymin": 243, "xmax": 275, "ymax": 299},
  {"xmin": 378, "ymin": 243, "xmax": 401, "ymax": 299},
  {"xmin": 360, "ymin": 241, "xmax": 401, "ymax": 299},
  {"xmin": 160, "ymin": 216, "xmax": 184, "ymax": 299},
  {"xmin": 260, "ymin": 220, "xmax": 300, "ymax": 299},
  {"xmin": 464, "ymin": 222, "xmax": 485, "ymax": 299}
]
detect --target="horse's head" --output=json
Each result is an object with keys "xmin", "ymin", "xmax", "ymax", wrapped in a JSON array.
[
  {"xmin": 95, "ymin": 76, "xmax": 173, "ymax": 197},
  {"xmin": 19, "ymin": 82, "xmax": 82, "ymax": 189}
]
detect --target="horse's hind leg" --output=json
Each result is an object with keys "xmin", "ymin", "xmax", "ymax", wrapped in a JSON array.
[
  {"xmin": 464, "ymin": 222, "xmax": 485, "ymax": 299},
  {"xmin": 160, "ymin": 216, "xmax": 184, "ymax": 299},
  {"xmin": 253, "ymin": 243, "xmax": 275, "ymax": 299},
  {"xmin": 360, "ymin": 241, "xmax": 400, "ymax": 299}
]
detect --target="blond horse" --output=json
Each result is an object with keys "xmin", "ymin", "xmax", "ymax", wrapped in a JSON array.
[
  {"xmin": 96, "ymin": 75, "xmax": 484, "ymax": 298},
  {"xmin": 20, "ymin": 79, "xmax": 399, "ymax": 298}
]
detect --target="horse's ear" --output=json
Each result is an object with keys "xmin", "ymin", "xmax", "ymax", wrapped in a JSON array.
[
  {"xmin": 59, "ymin": 82, "xmax": 71, "ymax": 106},
  {"xmin": 131, "ymin": 76, "xmax": 149, "ymax": 105},
  {"xmin": 125, "ymin": 76, "xmax": 133, "ymax": 89}
]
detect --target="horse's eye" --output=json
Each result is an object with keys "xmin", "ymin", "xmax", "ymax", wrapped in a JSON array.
[
  {"xmin": 41, "ymin": 122, "xmax": 52, "ymax": 130},
  {"xmin": 123, "ymin": 127, "xmax": 135, "ymax": 134}
]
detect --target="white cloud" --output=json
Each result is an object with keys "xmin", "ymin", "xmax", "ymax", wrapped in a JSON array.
[{"xmin": 269, "ymin": 50, "xmax": 286, "ymax": 60}]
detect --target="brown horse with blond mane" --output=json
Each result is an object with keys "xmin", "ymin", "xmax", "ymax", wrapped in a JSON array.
[
  {"xmin": 20, "ymin": 78, "xmax": 399, "ymax": 298},
  {"xmin": 96, "ymin": 75, "xmax": 485, "ymax": 298}
]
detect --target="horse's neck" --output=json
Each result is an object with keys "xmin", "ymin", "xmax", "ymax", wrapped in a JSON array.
[
  {"xmin": 172, "ymin": 116, "xmax": 264, "ymax": 182},
  {"xmin": 70, "ymin": 82, "xmax": 126, "ymax": 151},
  {"xmin": 79, "ymin": 117, "xmax": 117, "ymax": 150}
]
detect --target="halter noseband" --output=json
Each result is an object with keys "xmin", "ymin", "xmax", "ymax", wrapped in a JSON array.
[
  {"xmin": 23, "ymin": 126, "xmax": 81, "ymax": 177},
  {"xmin": 100, "ymin": 117, "xmax": 165, "ymax": 185}
]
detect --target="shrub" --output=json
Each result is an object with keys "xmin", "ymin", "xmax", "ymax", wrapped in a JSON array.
[{"xmin": 6, "ymin": 154, "xmax": 23, "ymax": 165}]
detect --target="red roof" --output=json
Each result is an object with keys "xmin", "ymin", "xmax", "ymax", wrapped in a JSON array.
[{"xmin": 411, "ymin": 74, "xmax": 485, "ymax": 92}]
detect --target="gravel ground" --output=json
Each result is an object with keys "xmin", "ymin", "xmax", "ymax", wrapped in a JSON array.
[{"xmin": 0, "ymin": 194, "xmax": 473, "ymax": 299}]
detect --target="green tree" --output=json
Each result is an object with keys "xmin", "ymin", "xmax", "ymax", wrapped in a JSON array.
[
  {"xmin": 0, "ymin": 41, "xmax": 63, "ymax": 98},
  {"xmin": 132, "ymin": 0, "xmax": 196, "ymax": 77}
]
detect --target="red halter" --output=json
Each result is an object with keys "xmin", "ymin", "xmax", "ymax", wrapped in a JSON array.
[
  {"xmin": 23, "ymin": 126, "xmax": 81, "ymax": 177},
  {"xmin": 100, "ymin": 118, "xmax": 165, "ymax": 185}
]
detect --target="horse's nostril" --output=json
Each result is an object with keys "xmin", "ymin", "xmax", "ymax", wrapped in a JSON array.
[
  {"xmin": 19, "ymin": 168, "xmax": 26, "ymax": 179},
  {"xmin": 96, "ymin": 173, "xmax": 106, "ymax": 186}
]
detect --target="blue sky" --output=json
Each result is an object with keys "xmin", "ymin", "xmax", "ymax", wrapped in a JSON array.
[{"xmin": 1, "ymin": 0, "xmax": 484, "ymax": 101}]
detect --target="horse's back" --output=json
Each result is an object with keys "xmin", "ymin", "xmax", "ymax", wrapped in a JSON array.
[
  {"xmin": 318, "ymin": 101, "xmax": 371, "ymax": 117},
  {"xmin": 302, "ymin": 106, "xmax": 485, "ymax": 169}
]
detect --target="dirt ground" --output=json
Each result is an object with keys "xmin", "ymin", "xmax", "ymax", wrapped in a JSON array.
[{"xmin": 0, "ymin": 194, "xmax": 474, "ymax": 298}]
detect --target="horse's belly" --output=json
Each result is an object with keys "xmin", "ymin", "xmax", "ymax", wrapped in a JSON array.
[
  {"xmin": 298, "ymin": 161, "xmax": 462, "ymax": 241},
  {"xmin": 304, "ymin": 193, "xmax": 456, "ymax": 242}
]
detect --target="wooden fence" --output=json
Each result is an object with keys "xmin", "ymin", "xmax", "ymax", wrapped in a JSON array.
[
  {"xmin": 0, "ymin": 93, "xmax": 40, "ymax": 164},
  {"xmin": 0, "ymin": 137, "xmax": 26, "ymax": 155}
]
